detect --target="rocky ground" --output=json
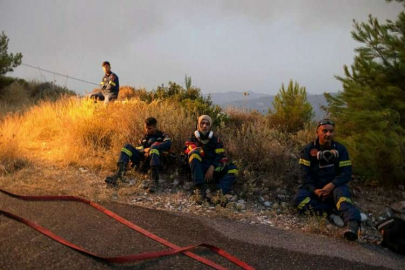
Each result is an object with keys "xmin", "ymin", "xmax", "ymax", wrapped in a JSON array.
[
  {"xmin": 1, "ymin": 164, "xmax": 405, "ymax": 249},
  {"xmin": 104, "ymin": 170, "xmax": 405, "ymax": 247}
]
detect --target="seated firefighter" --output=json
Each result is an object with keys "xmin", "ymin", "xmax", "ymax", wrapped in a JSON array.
[
  {"xmin": 184, "ymin": 115, "xmax": 238, "ymax": 203},
  {"xmin": 89, "ymin": 61, "xmax": 119, "ymax": 104},
  {"xmin": 105, "ymin": 117, "xmax": 171, "ymax": 192},
  {"xmin": 292, "ymin": 119, "xmax": 361, "ymax": 241}
]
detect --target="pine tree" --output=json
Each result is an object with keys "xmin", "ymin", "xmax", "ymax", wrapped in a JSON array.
[
  {"xmin": 0, "ymin": 32, "xmax": 23, "ymax": 76},
  {"xmin": 269, "ymin": 80, "xmax": 314, "ymax": 133},
  {"xmin": 325, "ymin": 0, "xmax": 405, "ymax": 182}
]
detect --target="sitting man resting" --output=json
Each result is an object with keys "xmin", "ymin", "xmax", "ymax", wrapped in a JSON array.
[
  {"xmin": 105, "ymin": 117, "xmax": 171, "ymax": 192},
  {"xmin": 184, "ymin": 115, "xmax": 238, "ymax": 203},
  {"xmin": 292, "ymin": 119, "xmax": 361, "ymax": 241}
]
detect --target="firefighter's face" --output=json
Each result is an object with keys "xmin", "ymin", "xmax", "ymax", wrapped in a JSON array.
[
  {"xmin": 317, "ymin": 124, "xmax": 335, "ymax": 146},
  {"xmin": 199, "ymin": 119, "xmax": 211, "ymax": 133},
  {"xmin": 145, "ymin": 124, "xmax": 157, "ymax": 135},
  {"xmin": 102, "ymin": 64, "xmax": 111, "ymax": 74}
]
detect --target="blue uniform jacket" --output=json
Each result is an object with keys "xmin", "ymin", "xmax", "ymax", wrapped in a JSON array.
[
  {"xmin": 186, "ymin": 132, "xmax": 226, "ymax": 167},
  {"xmin": 299, "ymin": 138, "xmax": 352, "ymax": 193},
  {"xmin": 137, "ymin": 130, "xmax": 171, "ymax": 152},
  {"xmin": 100, "ymin": 72, "xmax": 119, "ymax": 97}
]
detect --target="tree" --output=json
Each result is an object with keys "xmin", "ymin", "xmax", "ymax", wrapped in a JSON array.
[
  {"xmin": 0, "ymin": 32, "xmax": 23, "ymax": 76},
  {"xmin": 325, "ymin": 1, "xmax": 405, "ymax": 182},
  {"xmin": 269, "ymin": 80, "xmax": 314, "ymax": 133},
  {"xmin": 185, "ymin": 74, "xmax": 192, "ymax": 90}
]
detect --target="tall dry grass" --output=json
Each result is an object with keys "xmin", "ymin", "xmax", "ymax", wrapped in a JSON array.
[
  {"xmin": 0, "ymin": 83, "xmax": 316, "ymax": 192},
  {"xmin": 0, "ymin": 97, "xmax": 197, "ymax": 171}
]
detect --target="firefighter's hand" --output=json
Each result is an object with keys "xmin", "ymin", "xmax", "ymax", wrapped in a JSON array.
[
  {"xmin": 205, "ymin": 165, "xmax": 214, "ymax": 182},
  {"xmin": 314, "ymin": 189, "xmax": 323, "ymax": 198},
  {"xmin": 322, "ymin": 183, "xmax": 335, "ymax": 197}
]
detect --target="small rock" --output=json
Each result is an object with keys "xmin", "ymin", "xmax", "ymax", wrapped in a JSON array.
[
  {"xmin": 236, "ymin": 202, "xmax": 246, "ymax": 211},
  {"xmin": 281, "ymin": 202, "xmax": 288, "ymax": 209},
  {"xmin": 391, "ymin": 201, "xmax": 405, "ymax": 214},
  {"xmin": 360, "ymin": 213, "xmax": 368, "ymax": 222},
  {"xmin": 230, "ymin": 195, "xmax": 238, "ymax": 202},
  {"xmin": 263, "ymin": 201, "xmax": 272, "ymax": 207},
  {"xmin": 277, "ymin": 194, "xmax": 286, "ymax": 201},
  {"xmin": 111, "ymin": 194, "xmax": 119, "ymax": 201},
  {"xmin": 365, "ymin": 220, "xmax": 374, "ymax": 227},
  {"xmin": 237, "ymin": 199, "xmax": 246, "ymax": 204},
  {"xmin": 172, "ymin": 179, "xmax": 180, "ymax": 187},
  {"xmin": 276, "ymin": 209, "xmax": 282, "ymax": 215},
  {"xmin": 183, "ymin": 182, "xmax": 193, "ymax": 191},
  {"xmin": 258, "ymin": 196, "xmax": 265, "ymax": 203}
]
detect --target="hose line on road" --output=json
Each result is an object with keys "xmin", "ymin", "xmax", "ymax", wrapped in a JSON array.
[{"xmin": 0, "ymin": 188, "xmax": 254, "ymax": 270}]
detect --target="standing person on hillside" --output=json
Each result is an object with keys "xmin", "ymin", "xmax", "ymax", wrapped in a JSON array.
[
  {"xmin": 184, "ymin": 115, "xmax": 238, "ymax": 204},
  {"xmin": 105, "ymin": 117, "xmax": 171, "ymax": 193},
  {"xmin": 89, "ymin": 61, "xmax": 119, "ymax": 104},
  {"xmin": 292, "ymin": 119, "xmax": 361, "ymax": 241}
]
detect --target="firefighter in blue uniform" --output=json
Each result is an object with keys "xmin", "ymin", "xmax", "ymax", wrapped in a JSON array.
[
  {"xmin": 293, "ymin": 119, "xmax": 361, "ymax": 241},
  {"xmin": 105, "ymin": 117, "xmax": 171, "ymax": 192},
  {"xmin": 90, "ymin": 61, "xmax": 119, "ymax": 104},
  {"xmin": 184, "ymin": 115, "xmax": 238, "ymax": 203}
]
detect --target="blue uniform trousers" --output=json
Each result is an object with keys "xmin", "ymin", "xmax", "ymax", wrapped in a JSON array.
[
  {"xmin": 188, "ymin": 152, "xmax": 238, "ymax": 194},
  {"xmin": 118, "ymin": 143, "xmax": 163, "ymax": 167},
  {"xmin": 293, "ymin": 184, "xmax": 361, "ymax": 223}
]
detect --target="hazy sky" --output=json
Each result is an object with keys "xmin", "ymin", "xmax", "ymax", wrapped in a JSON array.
[{"xmin": 0, "ymin": 0, "xmax": 402, "ymax": 95}]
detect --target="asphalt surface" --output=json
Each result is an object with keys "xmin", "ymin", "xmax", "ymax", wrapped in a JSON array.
[{"xmin": 0, "ymin": 191, "xmax": 404, "ymax": 270}]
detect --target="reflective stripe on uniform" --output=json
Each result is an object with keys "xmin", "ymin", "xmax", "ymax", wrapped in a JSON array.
[
  {"xmin": 215, "ymin": 148, "xmax": 225, "ymax": 154},
  {"xmin": 339, "ymin": 160, "xmax": 352, "ymax": 167},
  {"xmin": 163, "ymin": 137, "xmax": 171, "ymax": 141},
  {"xmin": 297, "ymin": 197, "xmax": 311, "ymax": 209},
  {"xmin": 227, "ymin": 169, "xmax": 239, "ymax": 175},
  {"xmin": 214, "ymin": 167, "xmax": 223, "ymax": 172},
  {"xmin": 299, "ymin": 158, "xmax": 311, "ymax": 166},
  {"xmin": 121, "ymin": 148, "xmax": 132, "ymax": 157},
  {"xmin": 336, "ymin": 197, "xmax": 353, "ymax": 210},
  {"xmin": 189, "ymin": 153, "xmax": 201, "ymax": 163},
  {"xmin": 109, "ymin": 81, "xmax": 116, "ymax": 86},
  {"xmin": 136, "ymin": 146, "xmax": 144, "ymax": 151},
  {"xmin": 150, "ymin": 149, "xmax": 160, "ymax": 155}
]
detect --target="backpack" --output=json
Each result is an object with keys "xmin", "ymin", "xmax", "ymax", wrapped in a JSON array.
[{"xmin": 376, "ymin": 217, "xmax": 405, "ymax": 255}]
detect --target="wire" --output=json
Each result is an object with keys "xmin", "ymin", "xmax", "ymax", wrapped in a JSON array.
[{"xmin": 21, "ymin": 63, "xmax": 99, "ymax": 86}]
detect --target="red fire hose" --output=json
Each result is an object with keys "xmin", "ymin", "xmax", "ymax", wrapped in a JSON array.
[{"xmin": 0, "ymin": 189, "xmax": 254, "ymax": 270}]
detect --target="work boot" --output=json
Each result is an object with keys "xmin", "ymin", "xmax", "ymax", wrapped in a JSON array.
[
  {"xmin": 105, "ymin": 162, "xmax": 127, "ymax": 186},
  {"xmin": 193, "ymin": 185, "xmax": 206, "ymax": 204},
  {"xmin": 344, "ymin": 220, "xmax": 360, "ymax": 241},
  {"xmin": 147, "ymin": 166, "xmax": 159, "ymax": 193}
]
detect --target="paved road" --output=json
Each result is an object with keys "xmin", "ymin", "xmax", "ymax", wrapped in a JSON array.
[{"xmin": 1, "ymin": 192, "xmax": 404, "ymax": 270}]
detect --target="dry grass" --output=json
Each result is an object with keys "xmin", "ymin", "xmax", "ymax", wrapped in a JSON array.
[
  {"xmin": 0, "ymin": 96, "xmax": 196, "ymax": 172},
  {"xmin": 0, "ymin": 83, "xmax": 315, "ymax": 196}
]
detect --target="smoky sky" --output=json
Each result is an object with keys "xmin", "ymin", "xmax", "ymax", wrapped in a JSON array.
[{"xmin": 0, "ymin": 0, "xmax": 402, "ymax": 95}]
